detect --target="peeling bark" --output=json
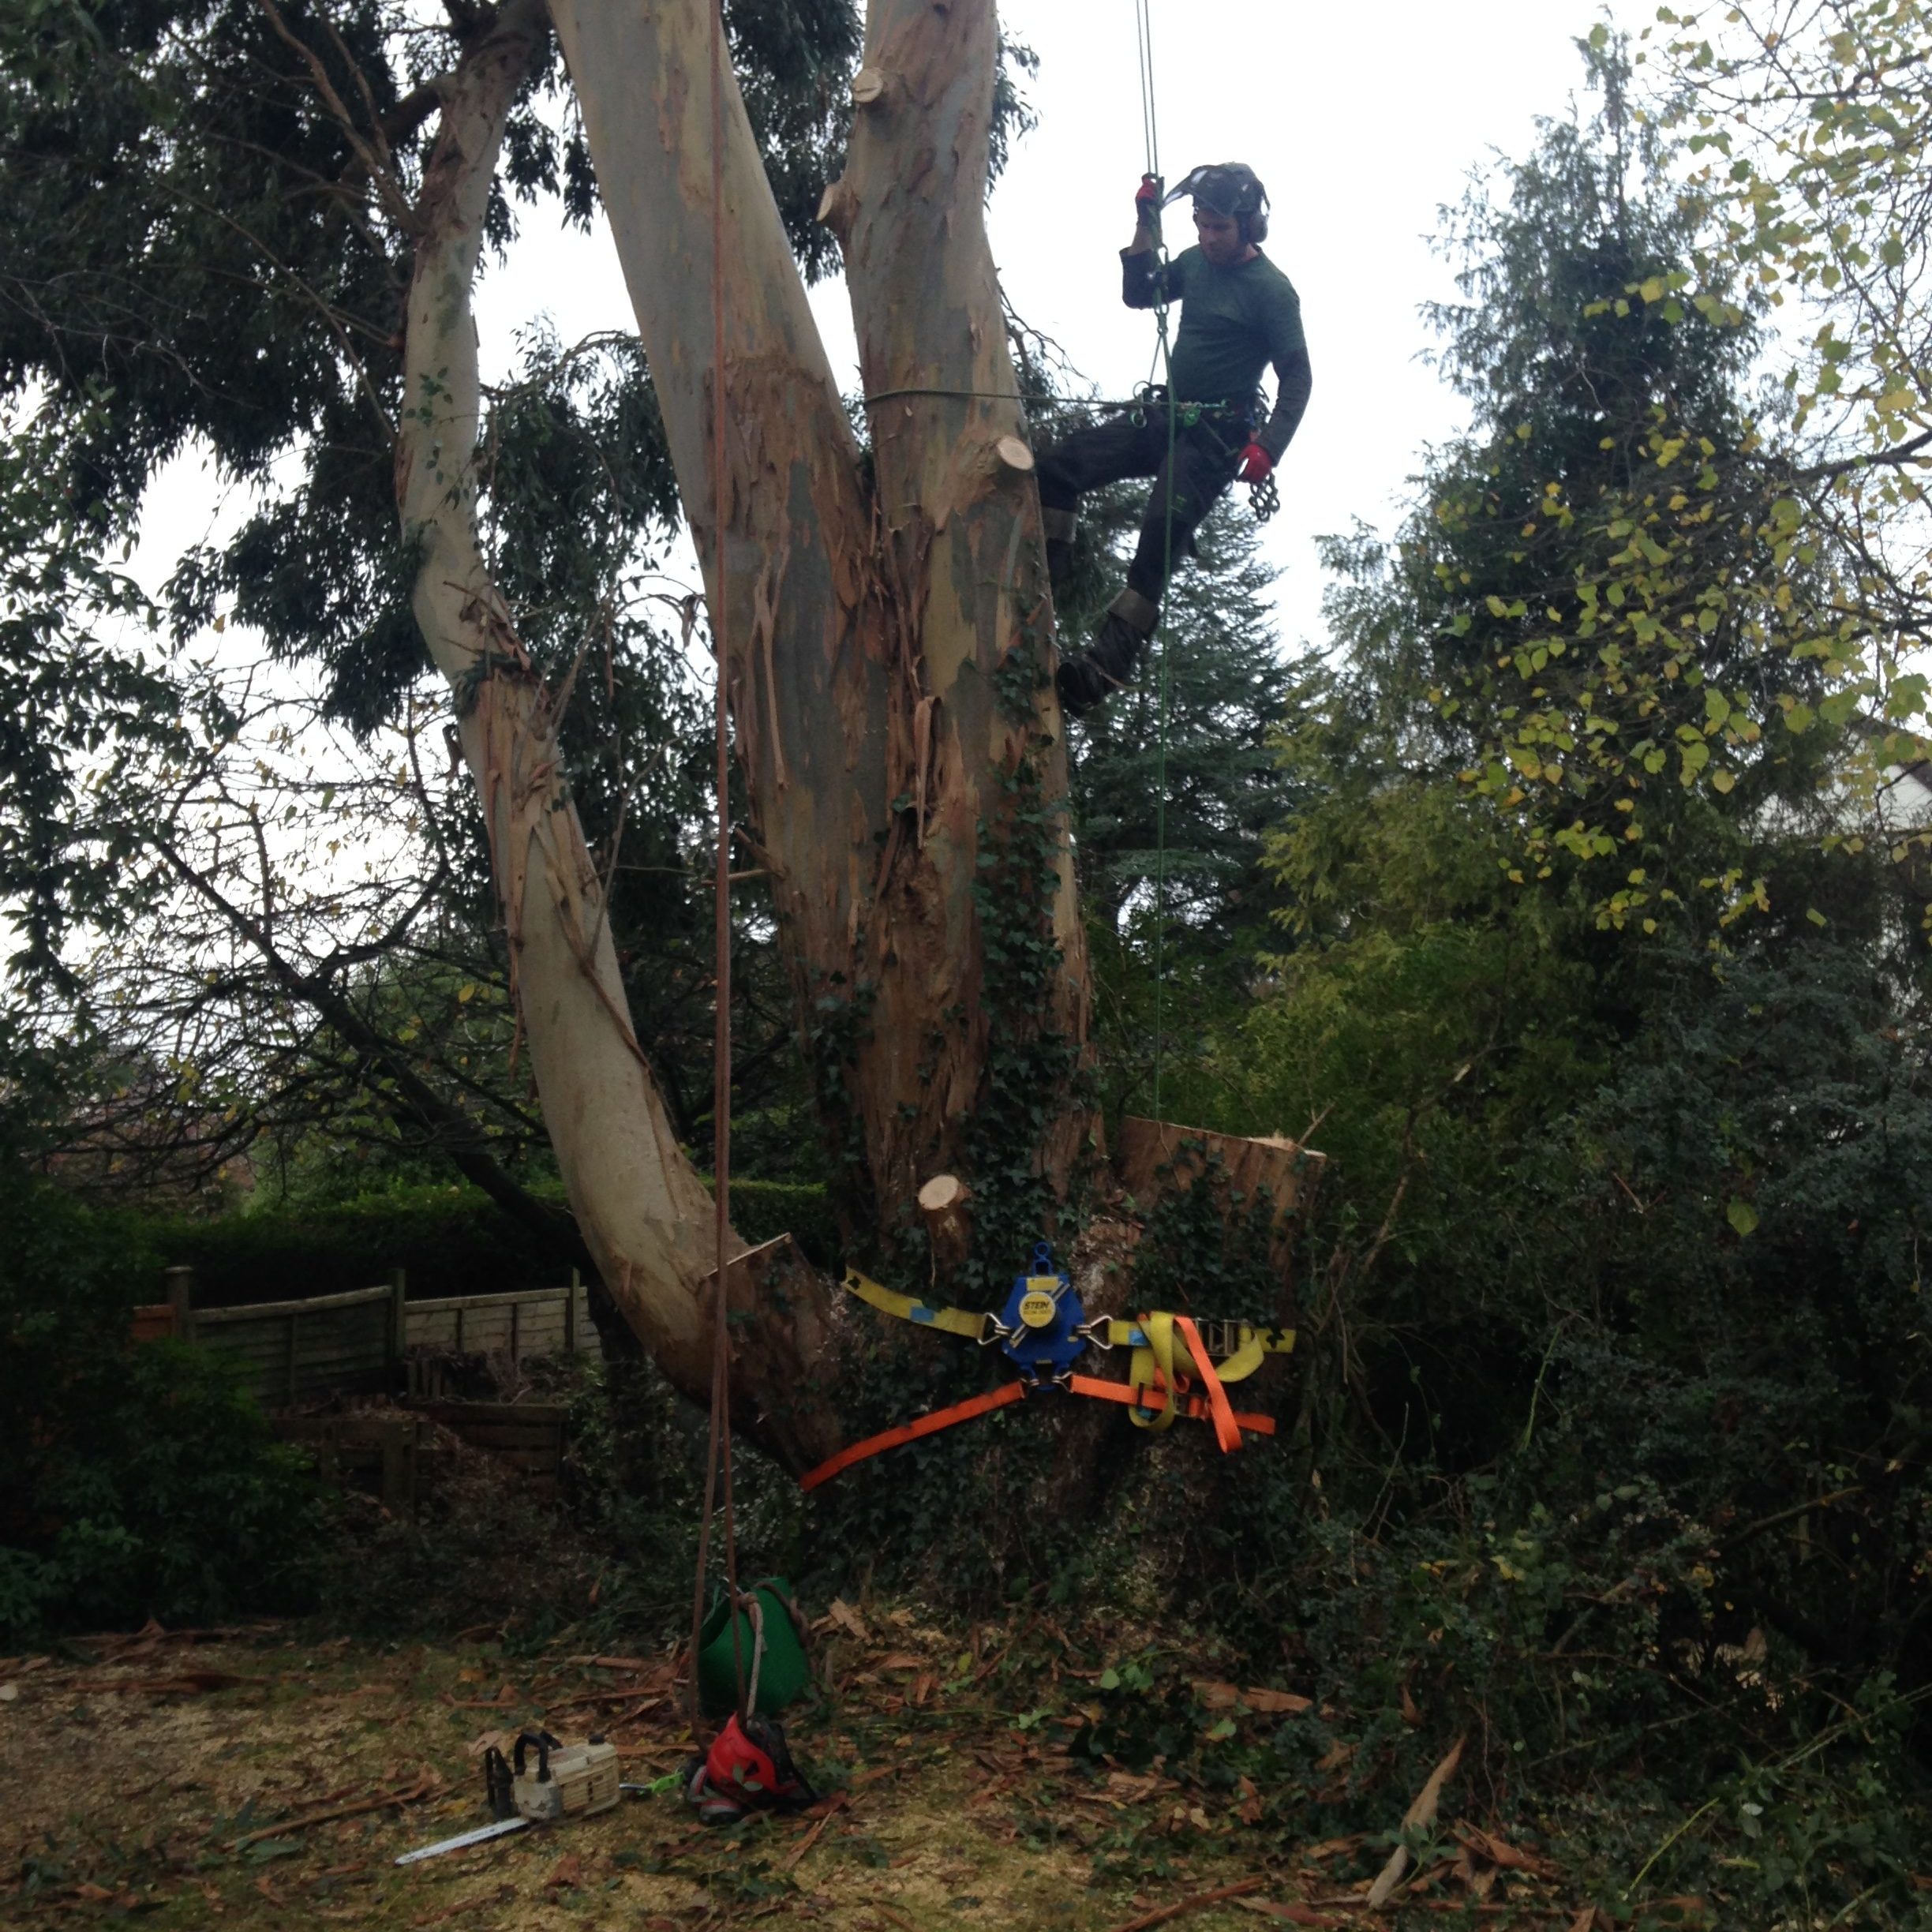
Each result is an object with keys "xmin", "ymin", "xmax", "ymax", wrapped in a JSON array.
[
  {"xmin": 836, "ymin": 0, "xmax": 1091, "ymax": 1196},
  {"xmin": 396, "ymin": 0, "xmax": 837, "ymax": 1460},
  {"xmin": 552, "ymin": 0, "xmax": 1094, "ymax": 1249}
]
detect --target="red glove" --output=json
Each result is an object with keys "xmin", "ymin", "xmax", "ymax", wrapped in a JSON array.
[
  {"xmin": 1134, "ymin": 174, "xmax": 1162, "ymax": 222},
  {"xmin": 1236, "ymin": 442, "xmax": 1272, "ymax": 484}
]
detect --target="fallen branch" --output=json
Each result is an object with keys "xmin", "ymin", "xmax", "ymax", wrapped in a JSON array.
[
  {"xmin": 81, "ymin": 1621, "xmax": 279, "ymax": 1652},
  {"xmin": 1105, "ymin": 1875, "xmax": 1270, "ymax": 1932},
  {"xmin": 234, "ymin": 1772, "xmax": 439, "ymax": 1848},
  {"xmin": 1365, "ymin": 1739, "xmax": 1464, "ymax": 1909},
  {"xmin": 541, "ymin": 1686, "xmax": 664, "ymax": 1713},
  {"xmin": 1306, "ymin": 1902, "xmax": 1565, "ymax": 1917},
  {"xmin": 782, "ymin": 1792, "xmax": 848, "ymax": 1870},
  {"xmin": 68, "ymin": 1672, "xmax": 260, "ymax": 1696}
]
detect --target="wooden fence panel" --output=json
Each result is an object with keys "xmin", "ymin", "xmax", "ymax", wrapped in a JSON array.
[
  {"xmin": 144, "ymin": 1271, "xmax": 593, "ymax": 1412},
  {"xmin": 404, "ymin": 1282, "xmax": 590, "ymax": 1361},
  {"xmin": 191, "ymin": 1286, "xmax": 391, "ymax": 1408}
]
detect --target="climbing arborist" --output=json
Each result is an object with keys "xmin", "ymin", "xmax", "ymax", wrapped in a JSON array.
[{"xmin": 1040, "ymin": 162, "xmax": 1312, "ymax": 716}]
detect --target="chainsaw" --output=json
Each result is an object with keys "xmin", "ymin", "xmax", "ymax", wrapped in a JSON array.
[{"xmin": 395, "ymin": 1729, "xmax": 672, "ymax": 1866}]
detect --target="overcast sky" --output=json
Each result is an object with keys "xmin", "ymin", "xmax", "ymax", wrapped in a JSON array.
[
  {"xmin": 473, "ymin": 0, "xmax": 1627, "ymax": 654},
  {"xmin": 143, "ymin": 0, "xmax": 1630, "ymax": 660}
]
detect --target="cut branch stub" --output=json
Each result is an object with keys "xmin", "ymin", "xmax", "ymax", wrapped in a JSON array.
[
  {"xmin": 850, "ymin": 66, "xmax": 887, "ymax": 105},
  {"xmin": 1114, "ymin": 1117, "xmax": 1326, "ymax": 1279},
  {"xmin": 917, "ymin": 1173, "xmax": 972, "ymax": 1274},
  {"xmin": 816, "ymin": 178, "xmax": 858, "ymax": 244}
]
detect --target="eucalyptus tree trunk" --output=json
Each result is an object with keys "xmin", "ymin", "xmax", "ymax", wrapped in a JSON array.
[
  {"xmin": 398, "ymin": 0, "xmax": 836, "ymax": 1465},
  {"xmin": 551, "ymin": 0, "xmax": 1091, "ymax": 1253}
]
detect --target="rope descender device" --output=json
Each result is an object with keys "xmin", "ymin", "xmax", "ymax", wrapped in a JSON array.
[{"xmin": 799, "ymin": 1243, "xmax": 1295, "ymax": 1491}]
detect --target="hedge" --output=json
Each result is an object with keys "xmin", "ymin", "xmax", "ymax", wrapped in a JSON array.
[{"xmin": 138, "ymin": 1178, "xmax": 837, "ymax": 1307}]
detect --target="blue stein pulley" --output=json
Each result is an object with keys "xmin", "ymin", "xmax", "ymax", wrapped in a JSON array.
[{"xmin": 994, "ymin": 1241, "xmax": 1086, "ymax": 1387}]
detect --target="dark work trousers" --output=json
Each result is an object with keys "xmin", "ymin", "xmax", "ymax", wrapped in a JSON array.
[{"xmin": 1035, "ymin": 405, "xmax": 1245, "ymax": 607}]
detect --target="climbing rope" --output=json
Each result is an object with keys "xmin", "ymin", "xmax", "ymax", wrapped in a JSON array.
[
  {"xmin": 1133, "ymin": 0, "xmax": 1178, "ymax": 1122},
  {"xmin": 687, "ymin": 0, "xmax": 747, "ymax": 1740}
]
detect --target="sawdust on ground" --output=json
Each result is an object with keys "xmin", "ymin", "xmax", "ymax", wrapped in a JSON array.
[{"xmin": 0, "ymin": 1614, "xmax": 1302, "ymax": 1932}]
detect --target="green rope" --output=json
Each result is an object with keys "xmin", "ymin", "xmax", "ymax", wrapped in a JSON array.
[{"xmin": 1134, "ymin": 0, "xmax": 1178, "ymax": 1122}]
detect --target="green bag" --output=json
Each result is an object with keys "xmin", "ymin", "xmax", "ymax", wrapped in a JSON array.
[{"xmin": 697, "ymin": 1577, "xmax": 810, "ymax": 1718}]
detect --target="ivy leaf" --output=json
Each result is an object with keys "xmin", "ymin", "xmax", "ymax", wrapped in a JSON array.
[{"xmin": 1727, "ymin": 1198, "xmax": 1759, "ymax": 1237}]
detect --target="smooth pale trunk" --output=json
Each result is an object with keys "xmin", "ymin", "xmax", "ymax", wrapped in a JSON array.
[
  {"xmin": 552, "ymin": 0, "xmax": 1092, "ymax": 1239},
  {"xmin": 395, "ymin": 0, "xmax": 836, "ymax": 1463}
]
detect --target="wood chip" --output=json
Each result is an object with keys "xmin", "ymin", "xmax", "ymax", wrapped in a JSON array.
[{"xmin": 410, "ymin": 1884, "xmax": 515, "ymax": 1928}]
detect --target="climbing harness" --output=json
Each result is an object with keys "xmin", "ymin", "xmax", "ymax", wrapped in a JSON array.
[
  {"xmin": 1118, "ymin": 383, "xmax": 1249, "ymax": 439},
  {"xmin": 799, "ymin": 1244, "xmax": 1294, "ymax": 1491}
]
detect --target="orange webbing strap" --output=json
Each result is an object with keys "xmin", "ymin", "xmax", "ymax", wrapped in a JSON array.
[
  {"xmin": 799, "ymin": 1380, "xmax": 1028, "ymax": 1492},
  {"xmin": 1065, "ymin": 1373, "xmax": 1274, "ymax": 1439},
  {"xmin": 1171, "ymin": 1313, "xmax": 1242, "ymax": 1453}
]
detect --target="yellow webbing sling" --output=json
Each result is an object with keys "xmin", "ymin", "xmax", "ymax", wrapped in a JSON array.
[{"xmin": 841, "ymin": 1268, "xmax": 990, "ymax": 1342}]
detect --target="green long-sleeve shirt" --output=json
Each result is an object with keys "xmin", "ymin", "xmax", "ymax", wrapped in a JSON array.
[{"xmin": 1121, "ymin": 243, "xmax": 1312, "ymax": 462}]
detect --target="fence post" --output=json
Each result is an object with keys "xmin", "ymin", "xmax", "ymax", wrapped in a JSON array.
[
  {"xmin": 566, "ymin": 1268, "xmax": 579, "ymax": 1357},
  {"xmin": 163, "ymin": 1265, "xmax": 196, "ymax": 1342},
  {"xmin": 388, "ymin": 1267, "xmax": 408, "ymax": 1375},
  {"xmin": 379, "ymin": 1415, "xmax": 417, "ymax": 1513}
]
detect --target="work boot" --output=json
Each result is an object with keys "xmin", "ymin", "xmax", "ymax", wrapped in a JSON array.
[{"xmin": 1055, "ymin": 589, "xmax": 1158, "ymax": 718}]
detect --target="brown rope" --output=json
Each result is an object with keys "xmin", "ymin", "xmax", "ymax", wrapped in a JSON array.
[{"xmin": 686, "ymin": 0, "xmax": 747, "ymax": 1742}]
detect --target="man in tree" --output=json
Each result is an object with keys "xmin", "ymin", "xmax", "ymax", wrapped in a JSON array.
[{"xmin": 1042, "ymin": 163, "xmax": 1312, "ymax": 715}]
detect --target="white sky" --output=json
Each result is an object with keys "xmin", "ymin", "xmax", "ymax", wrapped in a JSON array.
[
  {"xmin": 471, "ymin": 0, "xmax": 1628, "ymax": 653},
  {"xmin": 140, "ymin": 0, "xmax": 1629, "ymax": 656}
]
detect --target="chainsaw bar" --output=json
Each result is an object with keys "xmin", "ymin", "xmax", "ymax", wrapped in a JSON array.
[{"xmin": 393, "ymin": 1815, "xmax": 531, "ymax": 1866}]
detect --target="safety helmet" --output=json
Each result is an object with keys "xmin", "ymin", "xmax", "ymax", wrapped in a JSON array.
[
  {"xmin": 1164, "ymin": 163, "xmax": 1270, "ymax": 244},
  {"xmin": 686, "ymin": 1713, "xmax": 818, "ymax": 1825}
]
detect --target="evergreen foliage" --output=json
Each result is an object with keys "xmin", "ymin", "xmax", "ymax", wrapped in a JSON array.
[
  {"xmin": 0, "ymin": 1174, "xmax": 320, "ymax": 1642},
  {"xmin": 1144, "ymin": 49, "xmax": 1932, "ymax": 1915}
]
